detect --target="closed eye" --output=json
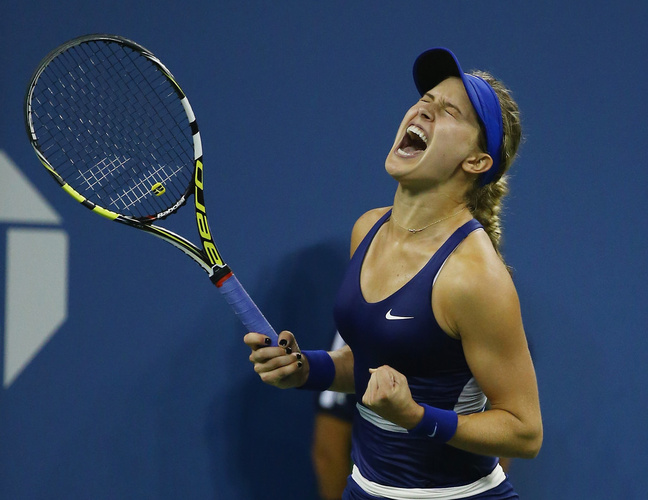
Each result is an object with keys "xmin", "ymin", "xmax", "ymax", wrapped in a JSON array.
[
  {"xmin": 423, "ymin": 92, "xmax": 463, "ymax": 118},
  {"xmin": 444, "ymin": 107, "xmax": 458, "ymax": 118},
  {"xmin": 440, "ymin": 100, "xmax": 462, "ymax": 118}
]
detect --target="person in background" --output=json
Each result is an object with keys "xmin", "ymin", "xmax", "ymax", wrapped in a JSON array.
[{"xmin": 312, "ymin": 332, "xmax": 355, "ymax": 500}]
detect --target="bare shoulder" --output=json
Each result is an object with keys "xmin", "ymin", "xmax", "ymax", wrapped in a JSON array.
[
  {"xmin": 350, "ymin": 207, "xmax": 391, "ymax": 257},
  {"xmin": 434, "ymin": 228, "xmax": 520, "ymax": 338},
  {"xmin": 444, "ymin": 228, "xmax": 512, "ymax": 288}
]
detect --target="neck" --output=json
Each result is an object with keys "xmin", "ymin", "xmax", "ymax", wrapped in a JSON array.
[{"xmin": 391, "ymin": 185, "xmax": 468, "ymax": 232}]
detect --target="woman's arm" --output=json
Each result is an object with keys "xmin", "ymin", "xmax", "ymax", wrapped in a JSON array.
[
  {"xmin": 434, "ymin": 231, "xmax": 543, "ymax": 458},
  {"xmin": 244, "ymin": 331, "xmax": 356, "ymax": 393},
  {"xmin": 328, "ymin": 345, "xmax": 354, "ymax": 393}
]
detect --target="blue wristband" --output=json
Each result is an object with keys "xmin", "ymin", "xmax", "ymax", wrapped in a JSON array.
[
  {"xmin": 297, "ymin": 350, "xmax": 335, "ymax": 391},
  {"xmin": 407, "ymin": 404, "xmax": 458, "ymax": 442}
]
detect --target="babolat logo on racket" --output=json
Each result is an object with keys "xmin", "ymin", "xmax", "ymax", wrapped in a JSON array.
[{"xmin": 151, "ymin": 182, "xmax": 166, "ymax": 196}]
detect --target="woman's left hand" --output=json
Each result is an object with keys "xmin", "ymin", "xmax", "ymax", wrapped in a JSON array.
[{"xmin": 362, "ymin": 365, "xmax": 424, "ymax": 430}]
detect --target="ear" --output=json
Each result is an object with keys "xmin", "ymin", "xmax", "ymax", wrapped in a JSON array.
[{"xmin": 462, "ymin": 152, "xmax": 493, "ymax": 176}]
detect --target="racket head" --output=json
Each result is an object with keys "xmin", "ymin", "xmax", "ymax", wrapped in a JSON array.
[
  {"xmin": 24, "ymin": 34, "xmax": 278, "ymax": 342},
  {"xmin": 24, "ymin": 34, "xmax": 200, "ymax": 222}
]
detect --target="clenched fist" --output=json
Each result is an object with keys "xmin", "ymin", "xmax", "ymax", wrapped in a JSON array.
[{"xmin": 362, "ymin": 365, "xmax": 424, "ymax": 430}]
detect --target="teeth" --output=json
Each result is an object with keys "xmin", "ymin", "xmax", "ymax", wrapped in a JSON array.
[{"xmin": 407, "ymin": 125, "xmax": 427, "ymax": 144}]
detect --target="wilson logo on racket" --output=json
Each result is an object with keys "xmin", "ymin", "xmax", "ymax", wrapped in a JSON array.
[{"xmin": 151, "ymin": 182, "xmax": 166, "ymax": 196}]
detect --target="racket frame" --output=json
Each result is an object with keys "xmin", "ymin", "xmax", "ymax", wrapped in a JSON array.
[{"xmin": 24, "ymin": 34, "xmax": 278, "ymax": 342}]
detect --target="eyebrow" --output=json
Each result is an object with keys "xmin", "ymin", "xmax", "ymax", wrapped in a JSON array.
[{"xmin": 423, "ymin": 92, "xmax": 463, "ymax": 115}]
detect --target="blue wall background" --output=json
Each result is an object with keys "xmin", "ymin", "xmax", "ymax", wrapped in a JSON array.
[{"xmin": 1, "ymin": 1, "xmax": 647, "ymax": 498}]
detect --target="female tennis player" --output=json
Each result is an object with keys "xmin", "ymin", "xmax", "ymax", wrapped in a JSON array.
[{"xmin": 245, "ymin": 47, "xmax": 542, "ymax": 499}]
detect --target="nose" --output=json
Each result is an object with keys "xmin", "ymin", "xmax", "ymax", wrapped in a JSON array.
[{"xmin": 417, "ymin": 103, "xmax": 434, "ymax": 122}]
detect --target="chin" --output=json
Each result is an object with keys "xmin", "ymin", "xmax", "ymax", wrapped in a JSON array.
[
  {"xmin": 384, "ymin": 156, "xmax": 402, "ymax": 179},
  {"xmin": 385, "ymin": 151, "xmax": 418, "ymax": 179}
]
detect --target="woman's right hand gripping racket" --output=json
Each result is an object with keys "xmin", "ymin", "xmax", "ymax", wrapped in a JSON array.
[{"xmin": 24, "ymin": 34, "xmax": 279, "ymax": 345}]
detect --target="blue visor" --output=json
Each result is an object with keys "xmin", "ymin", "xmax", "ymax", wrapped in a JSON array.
[{"xmin": 413, "ymin": 48, "xmax": 503, "ymax": 186}]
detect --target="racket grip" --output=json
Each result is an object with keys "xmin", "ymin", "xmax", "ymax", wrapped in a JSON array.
[{"xmin": 216, "ymin": 273, "xmax": 279, "ymax": 346}]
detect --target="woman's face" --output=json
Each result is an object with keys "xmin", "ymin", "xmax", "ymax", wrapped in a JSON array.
[{"xmin": 385, "ymin": 77, "xmax": 484, "ymax": 188}]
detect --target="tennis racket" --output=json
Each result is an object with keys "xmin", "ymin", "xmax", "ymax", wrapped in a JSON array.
[{"xmin": 24, "ymin": 34, "xmax": 279, "ymax": 345}]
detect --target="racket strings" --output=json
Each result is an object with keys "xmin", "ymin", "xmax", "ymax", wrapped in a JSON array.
[{"xmin": 29, "ymin": 39, "xmax": 195, "ymax": 219}]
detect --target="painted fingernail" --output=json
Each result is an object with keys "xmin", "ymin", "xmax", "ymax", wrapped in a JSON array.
[
  {"xmin": 279, "ymin": 339, "xmax": 287, "ymax": 347},
  {"xmin": 264, "ymin": 337, "xmax": 271, "ymax": 345},
  {"xmin": 297, "ymin": 361, "xmax": 303, "ymax": 368},
  {"xmin": 285, "ymin": 347, "xmax": 292, "ymax": 355},
  {"xmin": 295, "ymin": 353, "xmax": 302, "ymax": 360}
]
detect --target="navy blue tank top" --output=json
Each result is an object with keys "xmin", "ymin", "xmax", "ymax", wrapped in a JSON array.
[{"xmin": 334, "ymin": 209, "xmax": 498, "ymax": 488}]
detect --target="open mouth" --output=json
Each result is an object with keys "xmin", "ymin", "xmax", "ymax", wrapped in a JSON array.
[{"xmin": 397, "ymin": 125, "xmax": 428, "ymax": 156}]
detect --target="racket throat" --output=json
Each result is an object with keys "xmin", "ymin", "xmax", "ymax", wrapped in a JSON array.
[{"xmin": 211, "ymin": 265, "xmax": 233, "ymax": 287}]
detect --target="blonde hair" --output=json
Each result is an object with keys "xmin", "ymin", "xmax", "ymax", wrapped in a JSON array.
[{"xmin": 465, "ymin": 71, "xmax": 522, "ymax": 262}]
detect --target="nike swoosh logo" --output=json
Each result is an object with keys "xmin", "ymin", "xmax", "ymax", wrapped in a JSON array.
[
  {"xmin": 428, "ymin": 423, "xmax": 438, "ymax": 438},
  {"xmin": 385, "ymin": 309, "xmax": 414, "ymax": 320}
]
